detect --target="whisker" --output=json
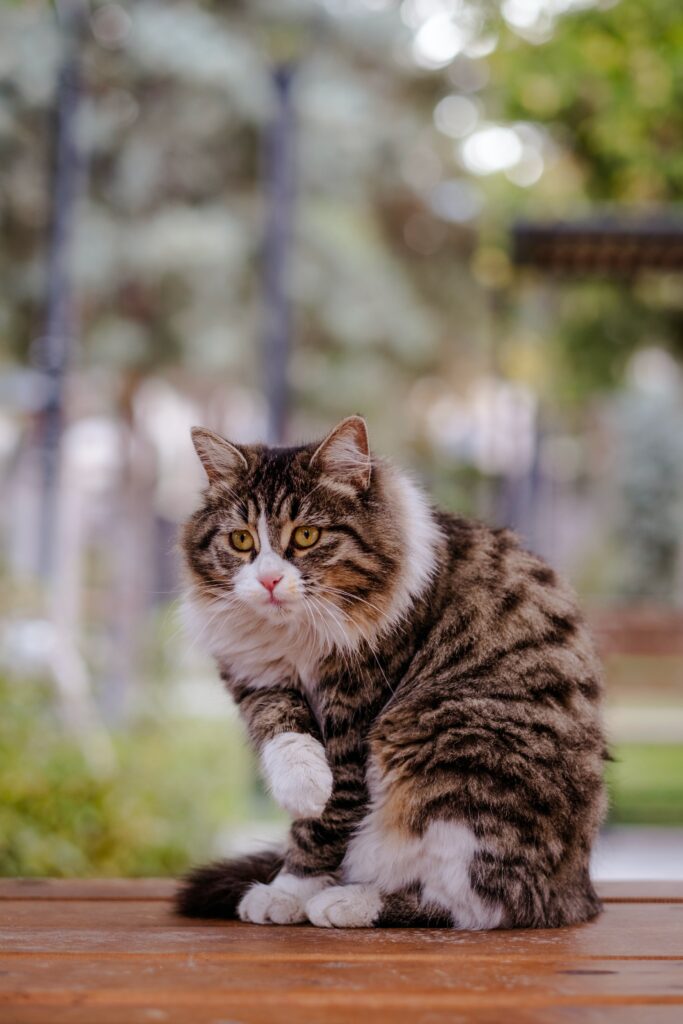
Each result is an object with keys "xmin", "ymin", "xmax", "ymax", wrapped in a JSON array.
[
  {"xmin": 306, "ymin": 593, "xmax": 347, "ymax": 659},
  {"xmin": 304, "ymin": 594, "xmax": 335, "ymax": 657},
  {"xmin": 308, "ymin": 593, "xmax": 363, "ymax": 679},
  {"xmin": 315, "ymin": 584, "xmax": 386, "ymax": 619}
]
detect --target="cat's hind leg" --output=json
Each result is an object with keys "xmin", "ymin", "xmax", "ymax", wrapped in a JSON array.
[
  {"xmin": 306, "ymin": 884, "xmax": 453, "ymax": 928},
  {"xmin": 340, "ymin": 801, "xmax": 505, "ymax": 930}
]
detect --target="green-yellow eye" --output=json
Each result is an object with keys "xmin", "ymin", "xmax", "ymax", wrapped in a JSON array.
[
  {"xmin": 293, "ymin": 525, "xmax": 320, "ymax": 549},
  {"xmin": 230, "ymin": 529, "xmax": 254, "ymax": 552}
]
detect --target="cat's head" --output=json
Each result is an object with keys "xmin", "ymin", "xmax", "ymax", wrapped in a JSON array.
[{"xmin": 182, "ymin": 416, "xmax": 439, "ymax": 653}]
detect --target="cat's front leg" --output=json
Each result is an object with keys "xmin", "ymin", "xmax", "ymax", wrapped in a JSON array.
[
  {"xmin": 225, "ymin": 673, "xmax": 333, "ymax": 820},
  {"xmin": 261, "ymin": 732, "xmax": 333, "ymax": 819}
]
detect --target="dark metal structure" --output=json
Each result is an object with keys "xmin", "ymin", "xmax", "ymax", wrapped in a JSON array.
[
  {"xmin": 512, "ymin": 216, "xmax": 683, "ymax": 276},
  {"xmin": 262, "ymin": 64, "xmax": 297, "ymax": 446},
  {"xmin": 35, "ymin": 0, "xmax": 87, "ymax": 580}
]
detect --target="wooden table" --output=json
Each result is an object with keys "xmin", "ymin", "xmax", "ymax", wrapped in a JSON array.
[{"xmin": 1, "ymin": 879, "xmax": 682, "ymax": 1023}]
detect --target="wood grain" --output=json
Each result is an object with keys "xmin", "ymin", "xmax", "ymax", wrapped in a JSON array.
[
  {"xmin": 3, "ymin": 1007, "xmax": 683, "ymax": 1024},
  {"xmin": 0, "ymin": 878, "xmax": 177, "ymax": 901},
  {"xmin": 0, "ymin": 880, "xmax": 681, "ymax": 1024},
  {"xmin": 2, "ymin": 878, "xmax": 681, "ymax": 902}
]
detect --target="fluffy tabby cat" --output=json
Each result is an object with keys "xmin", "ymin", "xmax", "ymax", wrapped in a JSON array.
[{"xmin": 177, "ymin": 416, "xmax": 606, "ymax": 929}]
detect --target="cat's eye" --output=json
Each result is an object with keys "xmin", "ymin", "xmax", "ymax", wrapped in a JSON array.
[
  {"xmin": 293, "ymin": 525, "xmax": 320, "ymax": 549},
  {"xmin": 230, "ymin": 529, "xmax": 254, "ymax": 552}
]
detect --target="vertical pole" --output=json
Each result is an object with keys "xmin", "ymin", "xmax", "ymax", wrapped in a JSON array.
[
  {"xmin": 262, "ymin": 63, "xmax": 297, "ymax": 446},
  {"xmin": 35, "ymin": 0, "xmax": 85, "ymax": 580}
]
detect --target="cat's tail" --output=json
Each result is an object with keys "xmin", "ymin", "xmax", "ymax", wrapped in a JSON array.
[{"xmin": 175, "ymin": 849, "xmax": 284, "ymax": 919}]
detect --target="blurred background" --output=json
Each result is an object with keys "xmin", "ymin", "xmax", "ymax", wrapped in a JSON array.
[{"xmin": 1, "ymin": 0, "xmax": 682, "ymax": 880}]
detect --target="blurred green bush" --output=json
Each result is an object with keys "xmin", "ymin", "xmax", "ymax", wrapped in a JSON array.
[
  {"xmin": 0, "ymin": 675, "xmax": 271, "ymax": 877},
  {"xmin": 607, "ymin": 744, "xmax": 683, "ymax": 826}
]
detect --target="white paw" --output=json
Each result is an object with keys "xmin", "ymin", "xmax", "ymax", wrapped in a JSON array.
[
  {"xmin": 238, "ymin": 872, "xmax": 331, "ymax": 925},
  {"xmin": 238, "ymin": 882, "xmax": 305, "ymax": 924},
  {"xmin": 262, "ymin": 732, "xmax": 333, "ymax": 819},
  {"xmin": 305, "ymin": 885, "xmax": 382, "ymax": 929}
]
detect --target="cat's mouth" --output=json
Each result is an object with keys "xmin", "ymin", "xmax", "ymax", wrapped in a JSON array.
[{"xmin": 253, "ymin": 589, "xmax": 296, "ymax": 615}]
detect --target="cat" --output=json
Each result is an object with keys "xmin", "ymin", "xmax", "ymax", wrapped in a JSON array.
[{"xmin": 176, "ymin": 415, "xmax": 607, "ymax": 929}]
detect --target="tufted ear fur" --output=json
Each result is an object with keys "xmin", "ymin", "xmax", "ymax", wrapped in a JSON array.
[
  {"xmin": 310, "ymin": 416, "xmax": 371, "ymax": 490},
  {"xmin": 191, "ymin": 427, "xmax": 248, "ymax": 485}
]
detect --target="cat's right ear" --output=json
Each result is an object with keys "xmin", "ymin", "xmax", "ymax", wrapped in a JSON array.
[{"xmin": 190, "ymin": 427, "xmax": 248, "ymax": 485}]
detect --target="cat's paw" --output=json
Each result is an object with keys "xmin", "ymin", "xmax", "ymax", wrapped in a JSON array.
[
  {"xmin": 238, "ymin": 882, "xmax": 305, "ymax": 924},
  {"xmin": 262, "ymin": 732, "xmax": 333, "ymax": 819},
  {"xmin": 238, "ymin": 873, "xmax": 331, "ymax": 925},
  {"xmin": 306, "ymin": 885, "xmax": 383, "ymax": 929}
]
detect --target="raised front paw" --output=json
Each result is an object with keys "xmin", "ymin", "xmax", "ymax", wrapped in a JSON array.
[
  {"xmin": 306, "ymin": 885, "xmax": 383, "ymax": 929},
  {"xmin": 238, "ymin": 872, "xmax": 331, "ymax": 925},
  {"xmin": 262, "ymin": 732, "xmax": 333, "ymax": 819}
]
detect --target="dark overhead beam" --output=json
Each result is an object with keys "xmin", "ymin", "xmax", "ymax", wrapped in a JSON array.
[{"xmin": 511, "ymin": 216, "xmax": 683, "ymax": 276}]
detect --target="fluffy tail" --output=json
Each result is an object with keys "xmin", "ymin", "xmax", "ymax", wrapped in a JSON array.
[{"xmin": 175, "ymin": 850, "xmax": 284, "ymax": 919}]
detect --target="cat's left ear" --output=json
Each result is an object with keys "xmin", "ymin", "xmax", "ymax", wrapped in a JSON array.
[
  {"xmin": 310, "ymin": 415, "xmax": 371, "ymax": 490},
  {"xmin": 191, "ymin": 426, "xmax": 248, "ymax": 485}
]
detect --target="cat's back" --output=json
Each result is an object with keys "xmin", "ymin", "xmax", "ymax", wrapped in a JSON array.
[
  {"xmin": 437, "ymin": 508, "xmax": 569, "ymax": 602},
  {"xmin": 394, "ymin": 508, "xmax": 605, "ymax": 725},
  {"xmin": 437, "ymin": 511, "xmax": 597, "ymax": 657}
]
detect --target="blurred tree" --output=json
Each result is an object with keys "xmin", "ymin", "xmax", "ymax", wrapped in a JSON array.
[
  {"xmin": 487, "ymin": 0, "xmax": 683, "ymax": 402},
  {"xmin": 0, "ymin": 0, "xmax": 681, "ymax": 541},
  {"xmin": 493, "ymin": 0, "xmax": 683, "ymax": 203},
  {"xmin": 2, "ymin": 0, "xmax": 680, "ymax": 425}
]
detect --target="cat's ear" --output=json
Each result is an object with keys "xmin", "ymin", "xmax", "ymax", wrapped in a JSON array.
[
  {"xmin": 310, "ymin": 415, "xmax": 371, "ymax": 490},
  {"xmin": 191, "ymin": 427, "xmax": 248, "ymax": 485}
]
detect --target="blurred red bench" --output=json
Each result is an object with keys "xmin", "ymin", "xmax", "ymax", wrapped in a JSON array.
[{"xmin": 591, "ymin": 608, "xmax": 683, "ymax": 657}]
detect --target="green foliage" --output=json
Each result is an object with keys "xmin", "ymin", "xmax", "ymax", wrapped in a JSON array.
[
  {"xmin": 1, "ymin": 0, "xmax": 681, "ymax": 417},
  {"xmin": 549, "ymin": 284, "xmax": 682, "ymax": 403},
  {"xmin": 0, "ymin": 675, "xmax": 264, "ymax": 877},
  {"xmin": 493, "ymin": 0, "xmax": 683, "ymax": 202},
  {"xmin": 482, "ymin": 0, "xmax": 683, "ymax": 406},
  {"xmin": 608, "ymin": 743, "xmax": 683, "ymax": 825},
  {"xmin": 0, "ymin": 0, "xmax": 680, "ymax": 453}
]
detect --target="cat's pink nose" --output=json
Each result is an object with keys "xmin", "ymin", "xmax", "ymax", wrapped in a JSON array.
[{"xmin": 259, "ymin": 573, "xmax": 283, "ymax": 594}]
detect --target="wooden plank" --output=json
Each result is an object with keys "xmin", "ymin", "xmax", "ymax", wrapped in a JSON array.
[
  {"xmin": 2, "ymin": 950, "xmax": 679, "ymax": 999},
  {"xmin": 1, "ymin": 953, "xmax": 682, "ymax": 1007},
  {"xmin": 3, "ymin": 1005, "xmax": 683, "ymax": 1024},
  {"xmin": 1, "ymin": 900, "xmax": 682, "ymax": 959},
  {"xmin": 1, "ymin": 881, "xmax": 682, "ymax": 1024},
  {"xmin": 598, "ymin": 881, "xmax": 683, "ymax": 903},
  {"xmin": 0, "ymin": 878, "xmax": 176, "ymax": 901},
  {"xmin": 2, "ymin": 878, "xmax": 681, "ymax": 902}
]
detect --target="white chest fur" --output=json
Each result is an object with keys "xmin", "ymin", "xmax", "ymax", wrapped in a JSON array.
[{"xmin": 181, "ymin": 594, "xmax": 322, "ymax": 689}]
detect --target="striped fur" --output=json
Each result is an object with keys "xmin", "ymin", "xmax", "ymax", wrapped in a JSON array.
[{"xmin": 178, "ymin": 417, "xmax": 607, "ymax": 929}]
